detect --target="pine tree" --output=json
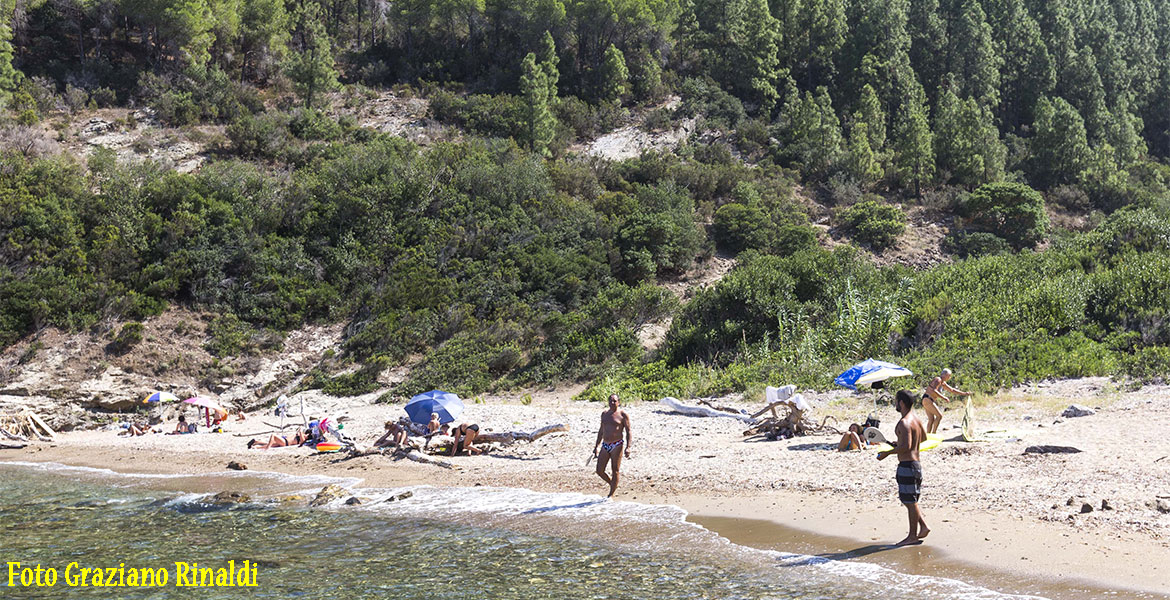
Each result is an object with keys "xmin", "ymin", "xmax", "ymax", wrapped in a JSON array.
[
  {"xmin": 728, "ymin": 0, "xmax": 782, "ymax": 113},
  {"xmin": 775, "ymin": 87, "xmax": 843, "ymax": 178},
  {"xmin": 0, "ymin": 21, "xmax": 21, "ymax": 108},
  {"xmin": 855, "ymin": 83, "xmax": 886, "ymax": 150},
  {"xmin": 1105, "ymin": 97, "xmax": 1147, "ymax": 167},
  {"xmin": 934, "ymin": 86, "xmax": 1005, "ymax": 186},
  {"xmin": 598, "ymin": 43, "xmax": 628, "ymax": 105},
  {"xmin": 1061, "ymin": 51, "xmax": 1109, "ymax": 142},
  {"xmin": 241, "ymin": 0, "xmax": 289, "ymax": 81},
  {"xmin": 539, "ymin": 30, "xmax": 559, "ymax": 100},
  {"xmin": 285, "ymin": 4, "xmax": 339, "ymax": 109},
  {"xmin": 845, "ymin": 121, "xmax": 883, "ymax": 187},
  {"xmin": 949, "ymin": 0, "xmax": 1002, "ymax": 109},
  {"xmin": 521, "ymin": 52, "xmax": 556, "ymax": 155},
  {"xmin": 1031, "ymin": 96, "xmax": 1091, "ymax": 187},
  {"xmin": 990, "ymin": 0, "xmax": 1055, "ymax": 129},
  {"xmin": 907, "ymin": 0, "xmax": 947, "ymax": 101},
  {"xmin": 892, "ymin": 75, "xmax": 934, "ymax": 196}
]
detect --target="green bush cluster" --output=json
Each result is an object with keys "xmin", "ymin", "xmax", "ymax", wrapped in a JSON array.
[{"xmin": 835, "ymin": 199, "xmax": 907, "ymax": 250}]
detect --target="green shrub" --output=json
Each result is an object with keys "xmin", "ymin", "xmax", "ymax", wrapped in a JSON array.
[
  {"xmin": 289, "ymin": 108, "xmax": 343, "ymax": 141},
  {"xmin": 942, "ymin": 231, "xmax": 1012, "ymax": 258},
  {"xmin": 107, "ymin": 322, "xmax": 144, "ymax": 354},
  {"xmin": 773, "ymin": 224, "xmax": 819, "ymax": 255},
  {"xmin": 678, "ymin": 77, "xmax": 745, "ymax": 131},
  {"xmin": 429, "ymin": 90, "xmax": 527, "ymax": 139},
  {"xmin": 227, "ymin": 113, "xmax": 291, "ymax": 158},
  {"xmin": 836, "ymin": 199, "xmax": 906, "ymax": 250},
  {"xmin": 960, "ymin": 182, "xmax": 1048, "ymax": 249},
  {"xmin": 713, "ymin": 203, "xmax": 769, "ymax": 253}
]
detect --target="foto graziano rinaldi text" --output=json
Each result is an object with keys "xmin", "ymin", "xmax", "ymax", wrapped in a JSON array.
[{"xmin": 7, "ymin": 561, "xmax": 258, "ymax": 587}]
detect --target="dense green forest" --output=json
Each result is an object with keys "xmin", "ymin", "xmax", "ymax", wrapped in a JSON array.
[{"xmin": 2, "ymin": 0, "xmax": 1169, "ymax": 399}]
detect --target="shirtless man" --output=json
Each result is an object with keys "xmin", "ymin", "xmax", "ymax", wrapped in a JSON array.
[
  {"xmin": 922, "ymin": 368, "xmax": 971, "ymax": 434},
  {"xmin": 592, "ymin": 394, "xmax": 632, "ymax": 497},
  {"xmin": 878, "ymin": 390, "xmax": 930, "ymax": 545}
]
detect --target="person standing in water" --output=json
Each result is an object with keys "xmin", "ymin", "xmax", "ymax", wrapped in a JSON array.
[
  {"xmin": 922, "ymin": 368, "xmax": 971, "ymax": 434},
  {"xmin": 878, "ymin": 390, "xmax": 930, "ymax": 545},
  {"xmin": 592, "ymin": 394, "xmax": 632, "ymax": 497}
]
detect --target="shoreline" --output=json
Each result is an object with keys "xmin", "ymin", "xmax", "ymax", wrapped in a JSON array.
[{"xmin": 9, "ymin": 438, "xmax": 1170, "ymax": 600}]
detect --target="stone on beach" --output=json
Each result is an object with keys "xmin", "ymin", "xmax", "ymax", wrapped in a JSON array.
[
  {"xmin": 227, "ymin": 461, "xmax": 247, "ymax": 470},
  {"xmin": 1061, "ymin": 405, "xmax": 1095, "ymax": 418}
]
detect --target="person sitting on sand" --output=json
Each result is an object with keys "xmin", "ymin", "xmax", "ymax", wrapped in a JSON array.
[
  {"xmin": 923, "ymin": 368, "xmax": 972, "ymax": 434},
  {"xmin": 374, "ymin": 420, "xmax": 409, "ymax": 448},
  {"xmin": 167, "ymin": 415, "xmax": 197, "ymax": 435},
  {"xmin": 838, "ymin": 423, "xmax": 865, "ymax": 451},
  {"xmin": 449, "ymin": 422, "xmax": 483, "ymax": 456},
  {"xmin": 235, "ymin": 409, "xmax": 247, "ymax": 422},
  {"xmin": 248, "ymin": 429, "xmax": 308, "ymax": 449},
  {"xmin": 427, "ymin": 413, "xmax": 442, "ymax": 435}
]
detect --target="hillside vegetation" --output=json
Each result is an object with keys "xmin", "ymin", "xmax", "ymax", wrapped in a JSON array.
[{"xmin": 1, "ymin": 0, "xmax": 1169, "ymax": 402}]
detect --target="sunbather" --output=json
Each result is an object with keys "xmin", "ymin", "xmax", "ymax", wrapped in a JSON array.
[
  {"xmin": 450, "ymin": 422, "xmax": 483, "ymax": 456},
  {"xmin": 838, "ymin": 423, "xmax": 865, "ymax": 451},
  {"xmin": 120, "ymin": 420, "xmax": 154, "ymax": 436},
  {"xmin": 167, "ymin": 415, "xmax": 197, "ymax": 435},
  {"xmin": 373, "ymin": 420, "xmax": 409, "ymax": 448},
  {"xmin": 247, "ymin": 429, "xmax": 308, "ymax": 449}
]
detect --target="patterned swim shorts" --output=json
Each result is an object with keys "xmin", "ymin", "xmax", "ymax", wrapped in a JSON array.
[{"xmin": 896, "ymin": 460, "xmax": 922, "ymax": 504}]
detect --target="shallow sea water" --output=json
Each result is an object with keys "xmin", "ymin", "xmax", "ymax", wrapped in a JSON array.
[{"xmin": 0, "ymin": 462, "xmax": 1045, "ymax": 599}]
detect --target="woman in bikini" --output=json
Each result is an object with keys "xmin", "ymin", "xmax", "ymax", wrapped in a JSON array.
[
  {"xmin": 449, "ymin": 422, "xmax": 483, "ymax": 456},
  {"xmin": 922, "ymin": 368, "xmax": 971, "ymax": 434},
  {"xmin": 838, "ymin": 423, "xmax": 865, "ymax": 451},
  {"xmin": 248, "ymin": 429, "xmax": 308, "ymax": 449}
]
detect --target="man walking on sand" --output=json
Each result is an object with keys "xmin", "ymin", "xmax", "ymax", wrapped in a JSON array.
[
  {"xmin": 922, "ymin": 368, "xmax": 971, "ymax": 434},
  {"xmin": 878, "ymin": 389, "xmax": 930, "ymax": 546},
  {"xmin": 592, "ymin": 394, "xmax": 632, "ymax": 497}
]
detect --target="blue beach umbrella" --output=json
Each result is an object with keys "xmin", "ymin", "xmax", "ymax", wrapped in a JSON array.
[
  {"xmin": 405, "ymin": 390, "xmax": 465, "ymax": 425},
  {"xmin": 143, "ymin": 391, "xmax": 179, "ymax": 404},
  {"xmin": 834, "ymin": 359, "xmax": 912, "ymax": 390}
]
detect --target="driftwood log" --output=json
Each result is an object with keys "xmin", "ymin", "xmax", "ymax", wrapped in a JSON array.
[
  {"xmin": 658, "ymin": 398, "xmax": 755, "ymax": 423},
  {"xmin": 474, "ymin": 423, "xmax": 568, "ymax": 445}
]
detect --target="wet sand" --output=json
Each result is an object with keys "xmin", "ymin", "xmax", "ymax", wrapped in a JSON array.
[{"xmin": 691, "ymin": 514, "xmax": 1166, "ymax": 600}]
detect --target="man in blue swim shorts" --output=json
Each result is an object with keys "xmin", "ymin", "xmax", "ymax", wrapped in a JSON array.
[{"xmin": 878, "ymin": 390, "xmax": 930, "ymax": 545}]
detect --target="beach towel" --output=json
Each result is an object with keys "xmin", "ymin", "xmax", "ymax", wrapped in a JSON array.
[
  {"xmin": 765, "ymin": 385, "xmax": 810, "ymax": 412},
  {"xmin": 962, "ymin": 398, "xmax": 1017, "ymax": 442}
]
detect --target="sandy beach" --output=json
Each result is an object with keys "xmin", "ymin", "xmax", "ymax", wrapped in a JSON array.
[{"xmin": 6, "ymin": 377, "xmax": 1170, "ymax": 599}]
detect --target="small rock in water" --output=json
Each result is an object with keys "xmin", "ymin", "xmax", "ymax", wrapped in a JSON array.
[
  {"xmin": 383, "ymin": 491, "xmax": 414, "ymax": 503},
  {"xmin": 1080, "ymin": 503, "xmax": 1094, "ymax": 514},
  {"xmin": 1061, "ymin": 405, "xmax": 1095, "ymax": 418},
  {"xmin": 205, "ymin": 491, "xmax": 250, "ymax": 505},
  {"xmin": 344, "ymin": 497, "xmax": 362, "ymax": 506},
  {"xmin": 227, "ymin": 461, "xmax": 247, "ymax": 471},
  {"xmin": 310, "ymin": 485, "xmax": 348, "ymax": 507}
]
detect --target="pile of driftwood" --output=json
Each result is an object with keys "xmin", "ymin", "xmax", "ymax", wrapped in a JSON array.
[
  {"xmin": 0, "ymin": 410, "xmax": 56, "ymax": 447},
  {"xmin": 658, "ymin": 387, "xmax": 839, "ymax": 441},
  {"xmin": 742, "ymin": 386, "xmax": 839, "ymax": 440},
  {"xmin": 345, "ymin": 423, "xmax": 568, "ymax": 469}
]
